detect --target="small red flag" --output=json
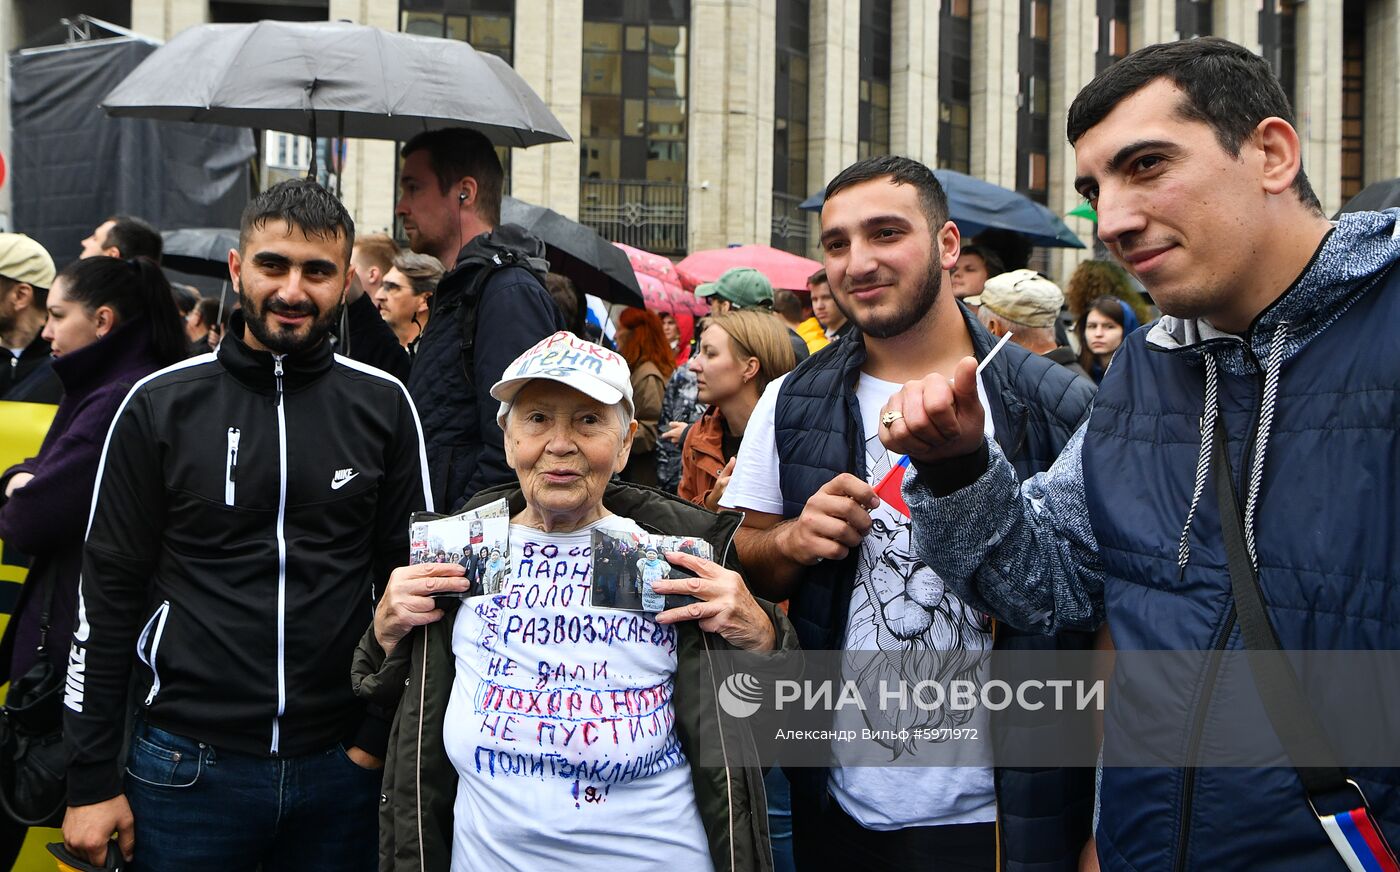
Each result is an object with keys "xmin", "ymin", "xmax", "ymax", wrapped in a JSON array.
[{"xmin": 872, "ymin": 456, "xmax": 911, "ymax": 517}]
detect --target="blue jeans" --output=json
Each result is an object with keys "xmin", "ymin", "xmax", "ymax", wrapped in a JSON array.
[
  {"xmin": 766, "ymin": 767, "xmax": 795, "ymax": 872},
  {"xmin": 124, "ymin": 723, "xmax": 380, "ymax": 872}
]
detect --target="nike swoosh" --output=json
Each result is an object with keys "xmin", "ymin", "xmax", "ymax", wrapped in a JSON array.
[{"xmin": 331, "ymin": 473, "xmax": 359, "ymax": 490}]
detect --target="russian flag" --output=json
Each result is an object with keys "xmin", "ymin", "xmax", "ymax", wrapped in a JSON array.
[{"xmin": 873, "ymin": 455, "xmax": 911, "ymax": 517}]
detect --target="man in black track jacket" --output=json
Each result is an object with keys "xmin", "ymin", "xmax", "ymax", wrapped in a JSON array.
[{"xmin": 61, "ymin": 180, "xmax": 431, "ymax": 870}]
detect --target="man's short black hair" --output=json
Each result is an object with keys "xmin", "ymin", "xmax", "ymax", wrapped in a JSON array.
[
  {"xmin": 171, "ymin": 282, "xmax": 200, "ymax": 316},
  {"xmin": 239, "ymin": 178, "xmax": 355, "ymax": 262},
  {"xmin": 807, "ymin": 268, "xmax": 828, "ymax": 288},
  {"xmin": 195, "ymin": 296, "xmax": 221, "ymax": 329},
  {"xmin": 104, "ymin": 215, "xmax": 163, "ymax": 261},
  {"xmin": 401, "ymin": 127, "xmax": 504, "ymax": 227},
  {"xmin": 1066, "ymin": 37, "xmax": 1321, "ymax": 213},
  {"xmin": 959, "ymin": 244, "xmax": 1005, "ymax": 277},
  {"xmin": 825, "ymin": 155, "xmax": 950, "ymax": 233}
]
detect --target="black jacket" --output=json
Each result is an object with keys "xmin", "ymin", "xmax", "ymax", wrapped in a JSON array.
[
  {"xmin": 63, "ymin": 320, "xmax": 431, "ymax": 805},
  {"xmin": 407, "ymin": 225, "xmax": 565, "ymax": 512},
  {"xmin": 2, "ymin": 332, "xmax": 62, "ymax": 403}
]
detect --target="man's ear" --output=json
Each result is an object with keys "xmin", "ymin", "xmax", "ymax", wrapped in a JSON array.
[
  {"xmin": 938, "ymin": 220, "xmax": 962, "ymax": 271},
  {"xmin": 102, "ymin": 246, "xmax": 122, "ymax": 259},
  {"xmin": 10, "ymin": 282, "xmax": 34, "ymax": 312},
  {"xmin": 1254, "ymin": 116, "xmax": 1305, "ymax": 198},
  {"xmin": 228, "ymin": 248, "xmax": 243, "ymax": 287},
  {"xmin": 342, "ymin": 262, "xmax": 357, "ymax": 305},
  {"xmin": 416, "ymin": 293, "xmax": 432, "ymax": 316},
  {"xmin": 457, "ymin": 177, "xmax": 480, "ymax": 211}
]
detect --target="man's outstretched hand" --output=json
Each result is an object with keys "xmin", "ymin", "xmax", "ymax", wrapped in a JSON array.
[{"xmin": 878, "ymin": 356, "xmax": 986, "ymax": 464}]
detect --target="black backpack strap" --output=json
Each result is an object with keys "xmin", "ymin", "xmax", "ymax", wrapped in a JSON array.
[
  {"xmin": 1211, "ymin": 417, "xmax": 1398, "ymax": 864},
  {"xmin": 454, "ymin": 249, "xmax": 545, "ymax": 388}
]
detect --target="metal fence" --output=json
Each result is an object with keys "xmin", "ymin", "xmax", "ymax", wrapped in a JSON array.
[
  {"xmin": 770, "ymin": 191, "xmax": 813, "ymax": 256},
  {"xmin": 579, "ymin": 179, "xmax": 688, "ymax": 255}
]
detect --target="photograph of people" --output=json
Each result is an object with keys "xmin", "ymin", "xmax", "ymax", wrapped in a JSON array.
[{"xmin": 637, "ymin": 546, "xmax": 670, "ymax": 612}]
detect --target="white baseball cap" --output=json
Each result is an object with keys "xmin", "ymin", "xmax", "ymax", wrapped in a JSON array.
[{"xmin": 490, "ymin": 331, "xmax": 635, "ymax": 428}]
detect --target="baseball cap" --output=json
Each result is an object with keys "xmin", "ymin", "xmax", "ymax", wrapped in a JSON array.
[
  {"xmin": 0, "ymin": 233, "xmax": 56, "ymax": 289},
  {"xmin": 695, "ymin": 267, "xmax": 774, "ymax": 308},
  {"xmin": 490, "ymin": 331, "xmax": 635, "ymax": 427},
  {"xmin": 975, "ymin": 269, "xmax": 1065, "ymax": 328}
]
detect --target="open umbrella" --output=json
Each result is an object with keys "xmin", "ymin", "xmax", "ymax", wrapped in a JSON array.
[
  {"xmin": 676, "ymin": 245, "xmax": 822, "ymax": 293},
  {"xmin": 102, "ymin": 20, "xmax": 570, "ymax": 158},
  {"xmin": 613, "ymin": 243, "xmax": 705, "ymax": 316},
  {"xmin": 161, "ymin": 228, "xmax": 240, "ymax": 279},
  {"xmin": 500, "ymin": 197, "xmax": 642, "ymax": 307},
  {"xmin": 1337, "ymin": 178, "xmax": 1400, "ymax": 216},
  {"xmin": 799, "ymin": 170, "xmax": 1086, "ymax": 249}
]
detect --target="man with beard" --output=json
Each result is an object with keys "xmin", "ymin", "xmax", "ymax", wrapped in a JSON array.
[
  {"xmin": 0, "ymin": 233, "xmax": 61, "ymax": 402},
  {"xmin": 721, "ymin": 155, "xmax": 1095, "ymax": 870},
  {"xmin": 60, "ymin": 178, "xmax": 431, "ymax": 869},
  {"xmin": 890, "ymin": 39, "xmax": 1400, "ymax": 871},
  {"xmin": 395, "ymin": 127, "xmax": 565, "ymax": 511}
]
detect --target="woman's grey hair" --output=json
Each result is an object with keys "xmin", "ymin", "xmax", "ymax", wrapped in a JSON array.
[{"xmin": 392, "ymin": 252, "xmax": 445, "ymax": 295}]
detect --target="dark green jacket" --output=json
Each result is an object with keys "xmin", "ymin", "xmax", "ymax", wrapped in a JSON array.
[{"xmin": 352, "ymin": 480, "xmax": 800, "ymax": 872}]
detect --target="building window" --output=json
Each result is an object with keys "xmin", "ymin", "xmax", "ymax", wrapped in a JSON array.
[
  {"xmin": 1177, "ymin": 0, "xmax": 1212, "ymax": 39},
  {"xmin": 938, "ymin": 0, "xmax": 972, "ymax": 174},
  {"xmin": 1341, "ymin": 0, "xmax": 1364, "ymax": 201},
  {"xmin": 772, "ymin": 0, "xmax": 812, "ymax": 253},
  {"xmin": 857, "ymin": 0, "xmax": 891, "ymax": 160},
  {"xmin": 578, "ymin": 0, "xmax": 689, "ymax": 254},
  {"xmin": 400, "ymin": 0, "xmax": 514, "ymax": 63},
  {"xmin": 398, "ymin": 0, "xmax": 514, "ymax": 188},
  {"xmin": 1016, "ymin": 0, "xmax": 1050, "ymax": 204},
  {"xmin": 1095, "ymin": 0, "xmax": 1130, "ymax": 74},
  {"xmin": 1259, "ymin": 0, "xmax": 1296, "ymax": 109}
]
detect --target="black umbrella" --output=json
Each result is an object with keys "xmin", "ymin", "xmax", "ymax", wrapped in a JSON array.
[
  {"xmin": 500, "ymin": 196, "xmax": 644, "ymax": 307},
  {"xmin": 1337, "ymin": 178, "xmax": 1400, "ymax": 216},
  {"xmin": 161, "ymin": 227, "xmax": 239, "ymax": 279}
]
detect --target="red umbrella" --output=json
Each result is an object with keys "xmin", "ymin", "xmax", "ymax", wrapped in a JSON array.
[
  {"xmin": 676, "ymin": 244, "xmax": 822, "ymax": 293},
  {"xmin": 617, "ymin": 242, "xmax": 707, "ymax": 316}
]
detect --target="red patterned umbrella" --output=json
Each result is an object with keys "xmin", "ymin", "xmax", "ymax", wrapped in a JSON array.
[
  {"xmin": 676, "ymin": 244, "xmax": 822, "ymax": 293},
  {"xmin": 614, "ymin": 242, "xmax": 706, "ymax": 316}
]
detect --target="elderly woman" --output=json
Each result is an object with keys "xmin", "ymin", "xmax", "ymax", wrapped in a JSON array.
[{"xmin": 354, "ymin": 331, "xmax": 795, "ymax": 872}]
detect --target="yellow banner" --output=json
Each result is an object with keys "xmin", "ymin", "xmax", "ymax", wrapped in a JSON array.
[{"xmin": 0, "ymin": 400, "xmax": 63, "ymax": 871}]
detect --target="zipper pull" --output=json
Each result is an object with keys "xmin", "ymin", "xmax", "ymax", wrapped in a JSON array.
[
  {"xmin": 225, "ymin": 428, "xmax": 241, "ymax": 506},
  {"xmin": 273, "ymin": 355, "xmax": 285, "ymax": 406}
]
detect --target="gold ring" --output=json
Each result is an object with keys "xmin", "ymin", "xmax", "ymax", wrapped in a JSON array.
[{"xmin": 880, "ymin": 410, "xmax": 903, "ymax": 427}]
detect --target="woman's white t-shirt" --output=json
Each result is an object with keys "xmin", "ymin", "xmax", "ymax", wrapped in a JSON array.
[{"xmin": 443, "ymin": 516, "xmax": 711, "ymax": 872}]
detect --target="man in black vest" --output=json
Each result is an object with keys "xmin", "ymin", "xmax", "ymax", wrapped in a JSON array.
[
  {"xmin": 721, "ymin": 155, "xmax": 1095, "ymax": 870},
  {"xmin": 395, "ymin": 127, "xmax": 565, "ymax": 511}
]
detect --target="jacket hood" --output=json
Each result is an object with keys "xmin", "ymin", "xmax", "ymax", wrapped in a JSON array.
[
  {"xmin": 440, "ymin": 224, "xmax": 550, "ymax": 295},
  {"xmin": 1147, "ymin": 208, "xmax": 1400, "ymax": 376}
]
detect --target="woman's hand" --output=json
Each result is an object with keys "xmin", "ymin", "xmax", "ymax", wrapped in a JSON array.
[
  {"xmin": 653, "ymin": 551, "xmax": 777, "ymax": 651},
  {"xmin": 4, "ymin": 472, "xmax": 34, "ymax": 498},
  {"xmin": 374, "ymin": 563, "xmax": 469, "ymax": 655},
  {"xmin": 702, "ymin": 457, "xmax": 737, "ymax": 511},
  {"xmin": 661, "ymin": 421, "xmax": 687, "ymax": 445}
]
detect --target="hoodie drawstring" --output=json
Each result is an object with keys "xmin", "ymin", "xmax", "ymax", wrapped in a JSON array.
[
  {"xmin": 1175, "ymin": 325, "xmax": 1289, "ymax": 572},
  {"xmin": 1243, "ymin": 324, "xmax": 1289, "ymax": 567},
  {"xmin": 1176, "ymin": 357, "xmax": 1220, "ymax": 571}
]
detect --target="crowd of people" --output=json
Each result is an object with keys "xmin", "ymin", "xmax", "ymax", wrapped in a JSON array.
[{"xmin": 0, "ymin": 34, "xmax": 1397, "ymax": 872}]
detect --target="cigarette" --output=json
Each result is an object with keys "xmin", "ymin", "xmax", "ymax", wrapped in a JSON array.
[
  {"xmin": 949, "ymin": 331, "xmax": 1013, "ymax": 383},
  {"xmin": 977, "ymin": 332, "xmax": 1014, "ymax": 375}
]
